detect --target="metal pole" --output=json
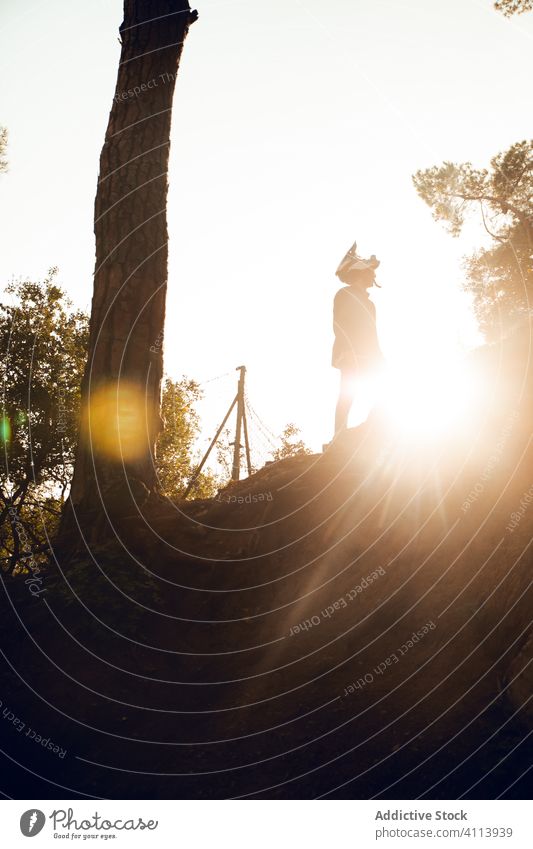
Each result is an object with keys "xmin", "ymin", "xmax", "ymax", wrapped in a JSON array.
[
  {"xmin": 231, "ymin": 365, "xmax": 246, "ymax": 481},
  {"xmin": 184, "ymin": 393, "xmax": 238, "ymax": 498},
  {"xmin": 242, "ymin": 402, "xmax": 252, "ymax": 477}
]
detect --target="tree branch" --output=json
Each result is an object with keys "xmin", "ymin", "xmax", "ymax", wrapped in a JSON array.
[{"xmin": 479, "ymin": 201, "xmax": 507, "ymax": 243}]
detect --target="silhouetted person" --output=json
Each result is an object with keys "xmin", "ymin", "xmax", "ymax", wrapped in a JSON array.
[{"xmin": 332, "ymin": 241, "xmax": 383, "ymax": 438}]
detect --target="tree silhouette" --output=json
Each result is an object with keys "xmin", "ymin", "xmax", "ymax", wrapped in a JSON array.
[
  {"xmin": 67, "ymin": 1, "xmax": 198, "ymax": 532},
  {"xmin": 413, "ymin": 141, "xmax": 533, "ymax": 338}
]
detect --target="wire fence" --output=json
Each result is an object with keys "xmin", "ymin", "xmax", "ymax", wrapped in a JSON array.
[{"xmin": 191, "ymin": 370, "xmax": 281, "ymax": 481}]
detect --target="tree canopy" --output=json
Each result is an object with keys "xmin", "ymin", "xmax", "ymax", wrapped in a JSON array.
[
  {"xmin": 156, "ymin": 378, "xmax": 217, "ymax": 499},
  {"xmin": 271, "ymin": 423, "xmax": 312, "ymax": 462},
  {"xmin": 495, "ymin": 0, "xmax": 533, "ymax": 15},
  {"xmin": 0, "ymin": 272, "xmax": 88, "ymax": 572},
  {"xmin": 413, "ymin": 140, "xmax": 533, "ymax": 338}
]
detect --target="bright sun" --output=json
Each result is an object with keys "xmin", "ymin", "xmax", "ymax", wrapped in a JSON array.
[
  {"xmin": 347, "ymin": 347, "xmax": 478, "ymax": 442},
  {"xmin": 347, "ymin": 273, "xmax": 486, "ymax": 443},
  {"xmin": 380, "ymin": 356, "xmax": 474, "ymax": 440}
]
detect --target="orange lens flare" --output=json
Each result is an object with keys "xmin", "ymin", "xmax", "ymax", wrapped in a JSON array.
[{"xmin": 82, "ymin": 381, "xmax": 154, "ymax": 462}]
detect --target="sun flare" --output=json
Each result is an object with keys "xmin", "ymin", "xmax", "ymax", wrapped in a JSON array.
[
  {"xmin": 380, "ymin": 358, "xmax": 474, "ymax": 441},
  {"xmin": 347, "ymin": 343, "xmax": 479, "ymax": 443}
]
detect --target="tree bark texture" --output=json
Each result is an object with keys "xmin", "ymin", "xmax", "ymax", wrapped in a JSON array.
[{"xmin": 68, "ymin": 0, "xmax": 197, "ymax": 519}]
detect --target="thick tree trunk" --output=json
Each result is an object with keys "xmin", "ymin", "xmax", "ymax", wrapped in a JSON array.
[{"xmin": 67, "ymin": 1, "xmax": 197, "ymax": 525}]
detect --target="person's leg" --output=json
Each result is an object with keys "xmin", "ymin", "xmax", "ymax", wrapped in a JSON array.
[{"xmin": 334, "ymin": 368, "xmax": 356, "ymax": 436}]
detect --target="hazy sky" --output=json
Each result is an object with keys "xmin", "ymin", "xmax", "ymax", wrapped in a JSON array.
[{"xmin": 1, "ymin": 0, "xmax": 532, "ymax": 455}]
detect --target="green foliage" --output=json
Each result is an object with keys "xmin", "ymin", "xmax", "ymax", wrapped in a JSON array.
[
  {"xmin": 413, "ymin": 141, "xmax": 533, "ymax": 339},
  {"xmin": 0, "ymin": 271, "xmax": 89, "ymax": 572},
  {"xmin": 495, "ymin": 0, "xmax": 533, "ymax": 15},
  {"xmin": 271, "ymin": 423, "xmax": 312, "ymax": 462},
  {"xmin": 0, "ymin": 127, "xmax": 7, "ymax": 174},
  {"xmin": 156, "ymin": 377, "xmax": 218, "ymax": 499}
]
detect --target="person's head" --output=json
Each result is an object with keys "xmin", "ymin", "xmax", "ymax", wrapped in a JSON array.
[
  {"xmin": 336, "ymin": 241, "xmax": 380, "ymax": 288},
  {"xmin": 340, "ymin": 266, "xmax": 376, "ymax": 288}
]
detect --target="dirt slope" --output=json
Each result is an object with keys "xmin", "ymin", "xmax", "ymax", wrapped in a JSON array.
[{"xmin": 1, "ymin": 325, "xmax": 532, "ymax": 799}]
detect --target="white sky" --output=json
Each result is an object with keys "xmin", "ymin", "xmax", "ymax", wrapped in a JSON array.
[{"xmin": 1, "ymin": 0, "xmax": 532, "ymax": 456}]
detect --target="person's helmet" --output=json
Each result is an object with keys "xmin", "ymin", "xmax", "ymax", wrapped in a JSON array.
[{"xmin": 336, "ymin": 241, "xmax": 381, "ymax": 285}]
